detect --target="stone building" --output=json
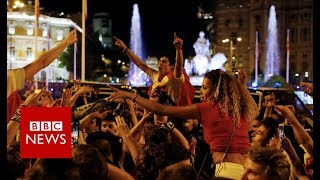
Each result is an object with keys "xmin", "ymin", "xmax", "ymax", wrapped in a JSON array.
[
  {"xmin": 7, "ymin": 9, "xmax": 81, "ymax": 82},
  {"xmin": 203, "ymin": 0, "xmax": 313, "ymax": 82}
]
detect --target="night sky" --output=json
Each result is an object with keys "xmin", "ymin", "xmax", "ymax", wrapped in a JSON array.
[{"xmin": 40, "ymin": 0, "xmax": 207, "ymax": 57}]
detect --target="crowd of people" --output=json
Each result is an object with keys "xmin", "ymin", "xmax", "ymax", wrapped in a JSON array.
[{"xmin": 7, "ymin": 29, "xmax": 313, "ymax": 180}]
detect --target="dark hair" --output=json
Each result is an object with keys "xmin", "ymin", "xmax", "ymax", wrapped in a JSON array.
[
  {"xmin": 7, "ymin": 146, "xmax": 28, "ymax": 180},
  {"xmin": 102, "ymin": 114, "xmax": 116, "ymax": 122},
  {"xmin": 143, "ymin": 124, "xmax": 170, "ymax": 145},
  {"xmin": 158, "ymin": 162, "xmax": 198, "ymax": 180},
  {"xmin": 72, "ymin": 144, "xmax": 108, "ymax": 180},
  {"xmin": 260, "ymin": 117, "xmax": 280, "ymax": 146},
  {"xmin": 90, "ymin": 139, "xmax": 113, "ymax": 162},
  {"xmin": 159, "ymin": 50, "xmax": 175, "ymax": 65},
  {"xmin": 136, "ymin": 142, "xmax": 191, "ymax": 179},
  {"xmin": 86, "ymin": 131, "xmax": 122, "ymax": 163},
  {"xmin": 27, "ymin": 158, "xmax": 80, "ymax": 180}
]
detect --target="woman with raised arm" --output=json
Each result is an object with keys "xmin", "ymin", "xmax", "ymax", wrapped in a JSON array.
[{"xmin": 109, "ymin": 69, "xmax": 259, "ymax": 179}]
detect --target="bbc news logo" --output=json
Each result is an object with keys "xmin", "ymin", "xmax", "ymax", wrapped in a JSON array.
[
  {"xmin": 20, "ymin": 107, "xmax": 72, "ymax": 158},
  {"xmin": 27, "ymin": 121, "xmax": 66, "ymax": 144}
]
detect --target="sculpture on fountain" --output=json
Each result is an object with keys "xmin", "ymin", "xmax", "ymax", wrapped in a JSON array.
[
  {"xmin": 187, "ymin": 31, "xmax": 210, "ymax": 76},
  {"xmin": 208, "ymin": 52, "xmax": 227, "ymax": 72}
]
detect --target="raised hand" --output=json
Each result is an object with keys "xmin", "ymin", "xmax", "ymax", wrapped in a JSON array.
[
  {"xmin": 107, "ymin": 87, "xmax": 134, "ymax": 102},
  {"xmin": 65, "ymin": 29, "xmax": 78, "ymax": 45},
  {"xmin": 23, "ymin": 85, "xmax": 35, "ymax": 100},
  {"xmin": 62, "ymin": 88, "xmax": 73, "ymax": 107},
  {"xmin": 71, "ymin": 79, "xmax": 81, "ymax": 93},
  {"xmin": 263, "ymin": 93, "xmax": 276, "ymax": 108},
  {"xmin": 238, "ymin": 69, "xmax": 247, "ymax": 85},
  {"xmin": 299, "ymin": 82, "xmax": 313, "ymax": 96},
  {"xmin": 23, "ymin": 86, "xmax": 47, "ymax": 107},
  {"xmin": 50, "ymin": 98, "xmax": 63, "ymax": 107},
  {"xmin": 274, "ymin": 105, "xmax": 295, "ymax": 125},
  {"xmin": 75, "ymin": 85, "xmax": 94, "ymax": 97},
  {"xmin": 173, "ymin": 32, "xmax": 183, "ymax": 50},
  {"xmin": 91, "ymin": 110, "xmax": 109, "ymax": 119},
  {"xmin": 113, "ymin": 36, "xmax": 128, "ymax": 51},
  {"xmin": 114, "ymin": 115, "xmax": 130, "ymax": 138},
  {"xmin": 141, "ymin": 109, "xmax": 152, "ymax": 120}
]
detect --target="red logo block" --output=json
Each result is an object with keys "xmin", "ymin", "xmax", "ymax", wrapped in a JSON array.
[{"xmin": 20, "ymin": 107, "xmax": 72, "ymax": 158}]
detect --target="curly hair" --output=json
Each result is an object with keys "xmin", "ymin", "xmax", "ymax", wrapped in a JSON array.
[
  {"xmin": 204, "ymin": 70, "xmax": 259, "ymax": 126},
  {"xmin": 247, "ymin": 147, "xmax": 291, "ymax": 180}
]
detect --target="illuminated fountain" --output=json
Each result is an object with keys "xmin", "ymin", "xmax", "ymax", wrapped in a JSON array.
[
  {"xmin": 128, "ymin": 4, "xmax": 147, "ymax": 86},
  {"xmin": 264, "ymin": 5, "xmax": 280, "ymax": 82}
]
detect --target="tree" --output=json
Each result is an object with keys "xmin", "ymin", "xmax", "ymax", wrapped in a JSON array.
[
  {"xmin": 58, "ymin": 26, "xmax": 105, "ymax": 81},
  {"xmin": 263, "ymin": 75, "xmax": 290, "ymax": 88}
]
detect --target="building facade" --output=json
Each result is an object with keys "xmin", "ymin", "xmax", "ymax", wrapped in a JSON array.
[
  {"xmin": 7, "ymin": 11, "xmax": 81, "ymax": 82},
  {"xmin": 208, "ymin": 0, "xmax": 313, "ymax": 83},
  {"xmin": 92, "ymin": 12, "xmax": 113, "ymax": 49}
]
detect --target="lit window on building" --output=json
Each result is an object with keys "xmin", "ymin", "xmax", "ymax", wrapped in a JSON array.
[
  {"xmin": 10, "ymin": 46, "xmax": 15, "ymax": 59},
  {"xmin": 42, "ymin": 27, "xmax": 48, "ymax": 37},
  {"xmin": 27, "ymin": 47, "xmax": 32, "ymax": 59},
  {"xmin": 27, "ymin": 26, "xmax": 33, "ymax": 35},
  {"xmin": 56, "ymin": 30, "xmax": 63, "ymax": 41},
  {"xmin": 9, "ymin": 25, "xmax": 15, "ymax": 34}
]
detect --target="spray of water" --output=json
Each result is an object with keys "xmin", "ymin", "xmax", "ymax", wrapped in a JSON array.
[
  {"xmin": 264, "ymin": 5, "xmax": 280, "ymax": 82},
  {"xmin": 128, "ymin": 4, "xmax": 146, "ymax": 86}
]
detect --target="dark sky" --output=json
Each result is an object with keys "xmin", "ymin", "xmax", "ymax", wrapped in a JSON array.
[{"xmin": 40, "ymin": 0, "xmax": 207, "ymax": 58}]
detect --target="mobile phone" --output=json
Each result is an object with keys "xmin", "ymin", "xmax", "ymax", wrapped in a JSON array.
[
  {"xmin": 278, "ymin": 123, "xmax": 285, "ymax": 141},
  {"xmin": 71, "ymin": 121, "xmax": 79, "ymax": 146}
]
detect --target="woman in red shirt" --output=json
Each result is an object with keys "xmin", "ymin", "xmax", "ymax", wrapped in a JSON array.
[{"xmin": 109, "ymin": 69, "xmax": 259, "ymax": 179}]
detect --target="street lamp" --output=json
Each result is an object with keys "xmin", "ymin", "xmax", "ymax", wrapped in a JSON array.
[
  {"xmin": 7, "ymin": 0, "xmax": 25, "ymax": 12},
  {"xmin": 222, "ymin": 35, "xmax": 242, "ymax": 73}
]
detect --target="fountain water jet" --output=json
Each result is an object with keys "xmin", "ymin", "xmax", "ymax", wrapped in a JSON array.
[
  {"xmin": 128, "ymin": 4, "xmax": 146, "ymax": 86},
  {"xmin": 264, "ymin": 5, "xmax": 280, "ymax": 82}
]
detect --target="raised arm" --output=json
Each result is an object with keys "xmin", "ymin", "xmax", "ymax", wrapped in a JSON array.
[
  {"xmin": 173, "ymin": 32, "xmax": 183, "ymax": 78},
  {"xmin": 24, "ymin": 29, "xmax": 77, "ymax": 81},
  {"xmin": 281, "ymin": 137, "xmax": 310, "ymax": 179},
  {"xmin": 114, "ymin": 36, "xmax": 156, "ymax": 75},
  {"xmin": 263, "ymin": 93, "xmax": 276, "ymax": 120},
  {"xmin": 238, "ymin": 70, "xmax": 260, "ymax": 122},
  {"xmin": 274, "ymin": 105, "xmax": 313, "ymax": 156},
  {"xmin": 108, "ymin": 89, "xmax": 200, "ymax": 120},
  {"xmin": 7, "ymin": 86, "xmax": 47, "ymax": 145}
]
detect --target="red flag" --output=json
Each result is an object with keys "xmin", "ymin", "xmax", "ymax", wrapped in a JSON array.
[
  {"xmin": 177, "ymin": 69, "xmax": 195, "ymax": 106},
  {"xmin": 35, "ymin": 0, "xmax": 40, "ymax": 25}
]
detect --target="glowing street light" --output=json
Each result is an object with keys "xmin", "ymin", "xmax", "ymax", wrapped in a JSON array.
[
  {"xmin": 7, "ymin": 0, "xmax": 25, "ymax": 12},
  {"xmin": 222, "ymin": 35, "xmax": 242, "ymax": 73}
]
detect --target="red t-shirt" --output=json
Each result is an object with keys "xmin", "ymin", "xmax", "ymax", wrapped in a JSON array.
[{"xmin": 196, "ymin": 102, "xmax": 251, "ymax": 154}]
